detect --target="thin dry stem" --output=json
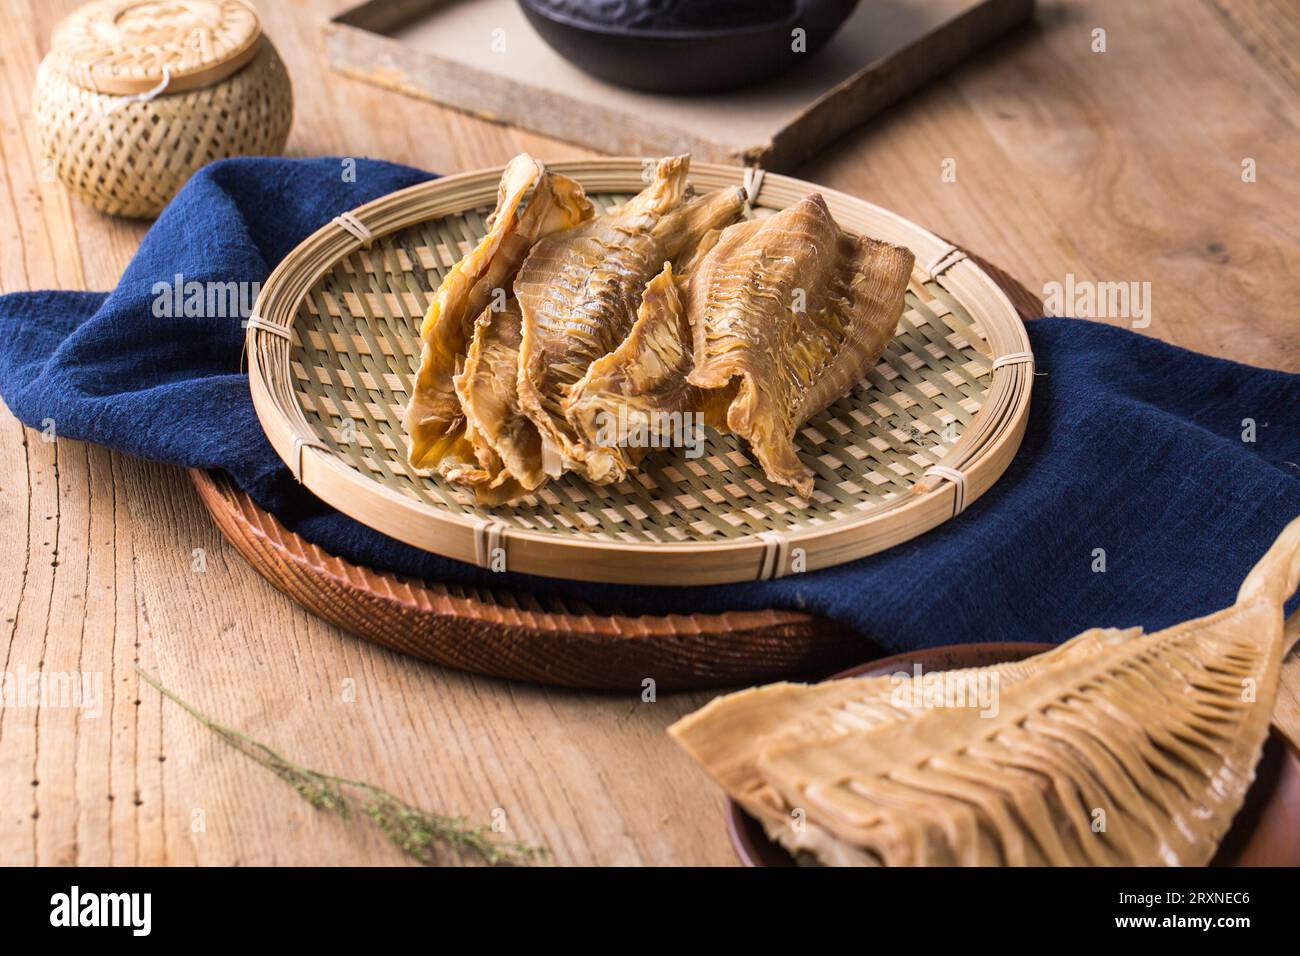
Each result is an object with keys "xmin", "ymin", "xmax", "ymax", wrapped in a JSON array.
[{"xmin": 137, "ymin": 668, "xmax": 548, "ymax": 866}]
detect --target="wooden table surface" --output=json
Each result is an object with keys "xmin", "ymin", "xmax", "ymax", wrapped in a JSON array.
[{"xmin": 1, "ymin": 0, "xmax": 1298, "ymax": 866}]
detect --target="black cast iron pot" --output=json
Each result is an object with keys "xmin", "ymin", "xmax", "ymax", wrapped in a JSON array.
[{"xmin": 517, "ymin": 0, "xmax": 861, "ymax": 95}]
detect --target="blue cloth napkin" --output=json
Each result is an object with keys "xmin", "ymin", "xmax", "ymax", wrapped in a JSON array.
[{"xmin": 1, "ymin": 157, "xmax": 1297, "ymax": 651}]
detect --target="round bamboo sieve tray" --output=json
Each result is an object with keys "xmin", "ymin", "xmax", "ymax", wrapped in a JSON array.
[
  {"xmin": 34, "ymin": 0, "xmax": 293, "ymax": 219},
  {"xmin": 211, "ymin": 245, "xmax": 1037, "ymax": 688},
  {"xmin": 246, "ymin": 160, "xmax": 1033, "ymax": 587}
]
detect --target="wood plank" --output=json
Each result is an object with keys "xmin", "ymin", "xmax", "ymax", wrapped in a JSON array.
[
  {"xmin": 323, "ymin": 0, "xmax": 1034, "ymax": 168},
  {"xmin": 0, "ymin": 0, "xmax": 85, "ymax": 293},
  {"xmin": 0, "ymin": 0, "xmax": 1296, "ymax": 866},
  {"xmin": 1204, "ymin": 0, "xmax": 1300, "ymax": 99}
]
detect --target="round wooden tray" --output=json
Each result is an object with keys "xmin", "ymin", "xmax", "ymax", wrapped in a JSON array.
[
  {"xmin": 727, "ymin": 644, "xmax": 1300, "ymax": 867},
  {"xmin": 189, "ymin": 468, "xmax": 865, "ymax": 689},
  {"xmin": 246, "ymin": 160, "xmax": 1034, "ymax": 586}
]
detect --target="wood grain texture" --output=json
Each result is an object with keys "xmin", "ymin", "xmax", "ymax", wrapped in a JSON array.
[{"xmin": 1, "ymin": 0, "xmax": 1298, "ymax": 866}]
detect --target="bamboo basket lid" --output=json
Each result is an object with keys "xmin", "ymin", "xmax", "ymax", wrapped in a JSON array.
[
  {"xmin": 247, "ymin": 160, "xmax": 1034, "ymax": 587},
  {"xmin": 49, "ymin": 0, "xmax": 263, "ymax": 96}
]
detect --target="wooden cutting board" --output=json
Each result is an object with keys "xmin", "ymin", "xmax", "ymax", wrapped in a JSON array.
[{"xmin": 324, "ymin": 0, "xmax": 1035, "ymax": 170}]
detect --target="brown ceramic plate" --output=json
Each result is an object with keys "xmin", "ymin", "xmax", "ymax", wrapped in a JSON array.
[{"xmin": 727, "ymin": 642, "xmax": 1300, "ymax": 867}]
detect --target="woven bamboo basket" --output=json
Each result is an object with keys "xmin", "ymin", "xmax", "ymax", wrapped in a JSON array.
[
  {"xmin": 247, "ymin": 160, "xmax": 1033, "ymax": 587},
  {"xmin": 33, "ymin": 0, "xmax": 293, "ymax": 219}
]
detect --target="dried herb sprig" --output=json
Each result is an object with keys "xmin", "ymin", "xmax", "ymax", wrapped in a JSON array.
[{"xmin": 137, "ymin": 668, "xmax": 548, "ymax": 866}]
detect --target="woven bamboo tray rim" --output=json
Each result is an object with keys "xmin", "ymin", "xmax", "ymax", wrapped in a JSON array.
[
  {"xmin": 190, "ymin": 469, "xmax": 814, "ymax": 633},
  {"xmin": 247, "ymin": 160, "xmax": 1032, "ymax": 585},
  {"xmin": 188, "ymin": 468, "xmax": 867, "ymax": 689}
]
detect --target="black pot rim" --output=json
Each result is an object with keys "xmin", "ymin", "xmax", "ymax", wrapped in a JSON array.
[{"xmin": 518, "ymin": 0, "xmax": 811, "ymax": 42}]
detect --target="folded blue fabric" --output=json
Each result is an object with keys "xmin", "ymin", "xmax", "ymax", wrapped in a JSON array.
[{"xmin": 1, "ymin": 157, "xmax": 1297, "ymax": 651}]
